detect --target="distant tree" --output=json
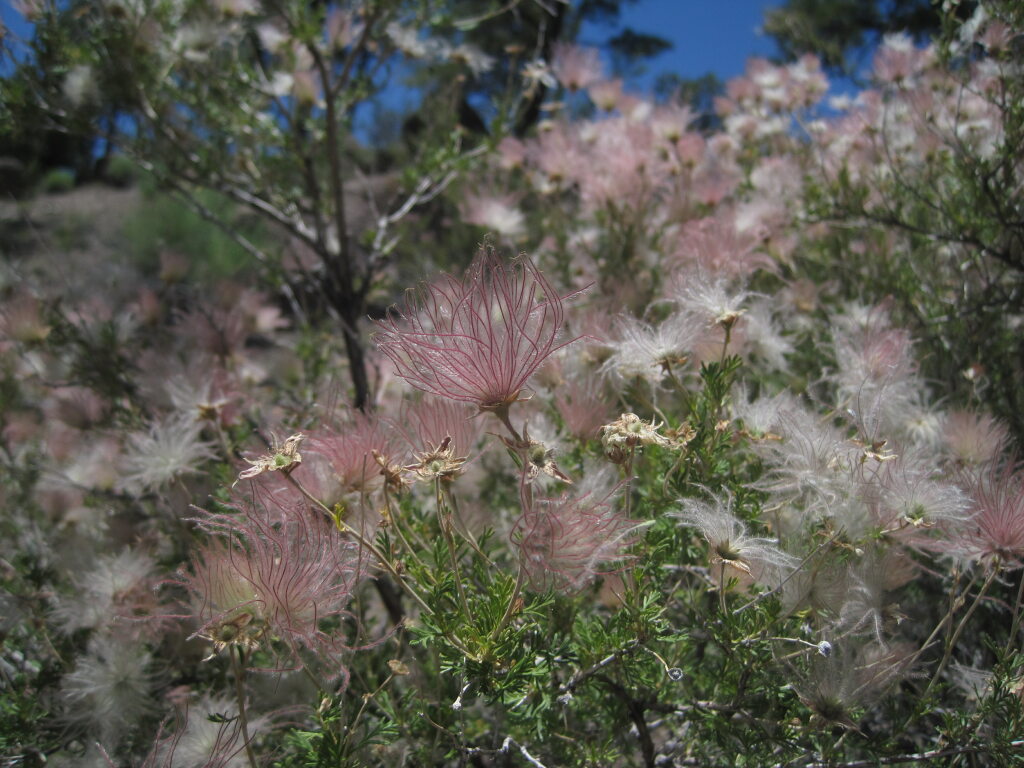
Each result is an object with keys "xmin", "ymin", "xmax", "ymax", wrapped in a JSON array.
[{"xmin": 762, "ymin": 0, "xmax": 974, "ymax": 77}]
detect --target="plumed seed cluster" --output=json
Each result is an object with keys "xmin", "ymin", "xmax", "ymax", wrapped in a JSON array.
[{"xmin": 374, "ymin": 246, "xmax": 578, "ymax": 408}]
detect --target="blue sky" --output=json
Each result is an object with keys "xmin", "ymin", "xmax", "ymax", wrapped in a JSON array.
[{"xmin": 589, "ymin": 0, "xmax": 783, "ymax": 92}]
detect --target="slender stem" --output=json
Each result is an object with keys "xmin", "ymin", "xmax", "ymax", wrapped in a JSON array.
[
  {"xmin": 490, "ymin": 563, "xmax": 526, "ymax": 645},
  {"xmin": 488, "ymin": 401, "xmax": 524, "ymax": 444},
  {"xmin": 284, "ymin": 475, "xmax": 432, "ymax": 616},
  {"xmin": 283, "ymin": 473, "xmax": 478, "ymax": 655},
  {"xmin": 437, "ymin": 478, "xmax": 472, "ymax": 621},
  {"xmin": 923, "ymin": 567, "xmax": 998, "ymax": 699},
  {"xmin": 718, "ymin": 562, "xmax": 728, "ymax": 615},
  {"xmin": 446, "ymin": 488, "xmax": 494, "ymax": 565},
  {"xmin": 558, "ymin": 641, "xmax": 640, "ymax": 696},
  {"xmin": 382, "ymin": 484, "xmax": 432, "ymax": 577},
  {"xmin": 1003, "ymin": 567, "xmax": 1024, "ymax": 660},
  {"xmin": 230, "ymin": 647, "xmax": 258, "ymax": 768},
  {"xmin": 897, "ymin": 568, "xmax": 971, "ymax": 733},
  {"xmin": 340, "ymin": 673, "xmax": 395, "ymax": 760},
  {"xmin": 719, "ymin": 324, "xmax": 732, "ymax": 365},
  {"xmin": 623, "ymin": 446, "xmax": 636, "ymax": 520}
]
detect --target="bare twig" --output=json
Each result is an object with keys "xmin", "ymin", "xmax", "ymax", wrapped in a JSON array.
[{"xmin": 558, "ymin": 640, "xmax": 640, "ymax": 697}]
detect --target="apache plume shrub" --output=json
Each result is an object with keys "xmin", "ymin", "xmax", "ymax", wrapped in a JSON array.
[{"xmin": 8, "ymin": 4, "xmax": 1024, "ymax": 767}]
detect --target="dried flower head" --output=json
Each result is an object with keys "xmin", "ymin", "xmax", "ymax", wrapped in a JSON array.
[
  {"xmin": 375, "ymin": 247, "xmax": 580, "ymax": 409},
  {"xmin": 600, "ymin": 413, "xmax": 672, "ymax": 462},
  {"xmin": 236, "ymin": 433, "xmax": 304, "ymax": 485},
  {"xmin": 404, "ymin": 436, "xmax": 468, "ymax": 483},
  {"xmin": 502, "ymin": 424, "xmax": 573, "ymax": 485}
]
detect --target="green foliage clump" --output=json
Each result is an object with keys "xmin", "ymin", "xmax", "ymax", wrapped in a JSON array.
[
  {"xmin": 103, "ymin": 154, "xmax": 137, "ymax": 188},
  {"xmin": 120, "ymin": 182, "xmax": 259, "ymax": 283},
  {"xmin": 38, "ymin": 167, "xmax": 75, "ymax": 194}
]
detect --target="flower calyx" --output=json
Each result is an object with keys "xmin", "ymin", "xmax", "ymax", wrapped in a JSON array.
[
  {"xmin": 200, "ymin": 610, "xmax": 267, "ymax": 660},
  {"xmin": 404, "ymin": 436, "xmax": 468, "ymax": 483},
  {"xmin": 501, "ymin": 424, "xmax": 572, "ymax": 484},
  {"xmin": 235, "ymin": 432, "xmax": 304, "ymax": 486}
]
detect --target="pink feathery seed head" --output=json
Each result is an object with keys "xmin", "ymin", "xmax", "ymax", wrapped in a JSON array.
[
  {"xmin": 600, "ymin": 313, "xmax": 698, "ymax": 389},
  {"xmin": 691, "ymin": 163, "xmax": 741, "ymax": 207},
  {"xmin": 781, "ymin": 562, "xmax": 851, "ymax": 620},
  {"xmin": 118, "ymin": 414, "xmax": 218, "ymax": 496},
  {"xmin": 60, "ymin": 634, "xmax": 159, "ymax": 751},
  {"xmin": 53, "ymin": 549, "xmax": 164, "ymax": 641},
  {"xmin": 1, "ymin": 291, "xmax": 51, "ymax": 342},
  {"xmin": 171, "ymin": 693, "xmax": 278, "ymax": 768},
  {"xmin": 671, "ymin": 214, "xmax": 775, "ymax": 281},
  {"xmin": 650, "ymin": 103, "xmax": 695, "ymax": 143},
  {"xmin": 165, "ymin": 363, "xmax": 241, "ymax": 427},
  {"xmin": 787, "ymin": 54, "xmax": 829, "ymax": 107},
  {"xmin": 958, "ymin": 460, "xmax": 1024, "ymax": 569},
  {"xmin": 174, "ymin": 303, "xmax": 248, "ymax": 360},
  {"xmin": 874, "ymin": 456, "xmax": 971, "ymax": 531},
  {"xmin": 297, "ymin": 411, "xmax": 407, "ymax": 499},
  {"xmin": 587, "ymin": 78, "xmax": 624, "ymax": 112},
  {"xmin": 459, "ymin": 190, "xmax": 526, "ymax": 241},
  {"xmin": 528, "ymin": 122, "xmax": 584, "ymax": 185},
  {"xmin": 496, "ymin": 136, "xmax": 527, "ymax": 170},
  {"xmin": 837, "ymin": 547, "xmax": 918, "ymax": 643},
  {"xmin": 551, "ymin": 42, "xmax": 603, "ymax": 92},
  {"xmin": 513, "ymin": 486, "xmax": 644, "ymax": 593},
  {"xmin": 374, "ymin": 246, "xmax": 584, "ymax": 410},
  {"xmin": 576, "ymin": 118, "xmax": 658, "ymax": 211},
  {"xmin": 179, "ymin": 536, "xmax": 262, "ymax": 650},
  {"xmin": 794, "ymin": 640, "xmax": 915, "ymax": 728},
  {"xmin": 184, "ymin": 497, "xmax": 370, "ymax": 676},
  {"xmin": 843, "ymin": 321, "xmax": 916, "ymax": 385},
  {"xmin": 942, "ymin": 410, "xmax": 1010, "ymax": 468},
  {"xmin": 45, "ymin": 386, "xmax": 107, "ymax": 431},
  {"xmin": 725, "ymin": 71, "xmax": 757, "ymax": 105},
  {"xmin": 872, "ymin": 33, "xmax": 927, "ymax": 85},
  {"xmin": 670, "ymin": 269, "xmax": 755, "ymax": 333},
  {"xmin": 399, "ymin": 396, "xmax": 482, "ymax": 461},
  {"xmin": 674, "ymin": 131, "xmax": 706, "ymax": 167},
  {"xmin": 554, "ymin": 373, "xmax": 614, "ymax": 441}
]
